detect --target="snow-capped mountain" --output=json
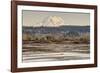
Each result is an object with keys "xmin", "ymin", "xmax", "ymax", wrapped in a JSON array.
[{"xmin": 41, "ymin": 16, "xmax": 64, "ymax": 27}]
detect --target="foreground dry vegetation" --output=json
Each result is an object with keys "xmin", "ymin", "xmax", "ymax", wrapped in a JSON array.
[
  {"xmin": 22, "ymin": 32, "xmax": 90, "ymax": 44},
  {"xmin": 22, "ymin": 32, "xmax": 90, "ymax": 62}
]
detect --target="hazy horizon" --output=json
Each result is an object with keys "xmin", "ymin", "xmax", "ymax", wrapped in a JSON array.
[{"xmin": 22, "ymin": 10, "xmax": 90, "ymax": 27}]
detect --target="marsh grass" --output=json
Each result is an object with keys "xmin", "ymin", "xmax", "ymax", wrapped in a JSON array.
[{"xmin": 23, "ymin": 32, "xmax": 90, "ymax": 44}]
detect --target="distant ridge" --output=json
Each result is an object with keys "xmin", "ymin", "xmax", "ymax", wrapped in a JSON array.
[{"xmin": 23, "ymin": 25, "xmax": 90, "ymax": 34}]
